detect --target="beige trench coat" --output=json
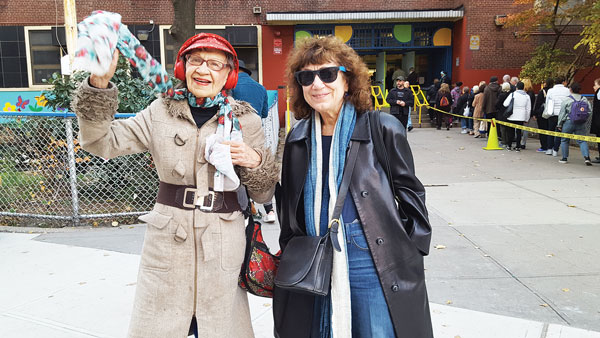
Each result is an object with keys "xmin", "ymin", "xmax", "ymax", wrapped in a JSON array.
[{"xmin": 72, "ymin": 80, "xmax": 278, "ymax": 338}]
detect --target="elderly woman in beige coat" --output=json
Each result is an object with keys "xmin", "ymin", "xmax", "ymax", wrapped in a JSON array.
[{"xmin": 72, "ymin": 33, "xmax": 277, "ymax": 338}]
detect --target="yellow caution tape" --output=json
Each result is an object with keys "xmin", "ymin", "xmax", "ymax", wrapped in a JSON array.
[{"xmin": 422, "ymin": 104, "xmax": 600, "ymax": 143}]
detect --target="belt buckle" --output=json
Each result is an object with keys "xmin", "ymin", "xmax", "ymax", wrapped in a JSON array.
[
  {"xmin": 197, "ymin": 191, "xmax": 216, "ymax": 211},
  {"xmin": 182, "ymin": 188, "xmax": 198, "ymax": 209}
]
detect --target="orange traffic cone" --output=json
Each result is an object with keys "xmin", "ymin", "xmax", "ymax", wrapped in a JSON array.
[{"xmin": 483, "ymin": 119, "xmax": 503, "ymax": 150}]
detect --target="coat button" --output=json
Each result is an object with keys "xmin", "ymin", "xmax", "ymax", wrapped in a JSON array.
[
  {"xmin": 376, "ymin": 238, "xmax": 384, "ymax": 245},
  {"xmin": 391, "ymin": 284, "xmax": 399, "ymax": 292},
  {"xmin": 360, "ymin": 191, "xmax": 369, "ymax": 197}
]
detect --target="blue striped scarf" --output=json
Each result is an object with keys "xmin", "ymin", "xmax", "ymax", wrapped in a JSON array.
[{"xmin": 303, "ymin": 102, "xmax": 356, "ymax": 337}]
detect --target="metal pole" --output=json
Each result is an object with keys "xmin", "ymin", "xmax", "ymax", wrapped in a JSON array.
[
  {"xmin": 65, "ymin": 118, "xmax": 80, "ymax": 226},
  {"xmin": 63, "ymin": 0, "xmax": 78, "ymax": 67}
]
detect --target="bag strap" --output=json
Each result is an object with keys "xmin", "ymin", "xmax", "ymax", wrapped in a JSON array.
[{"xmin": 328, "ymin": 139, "xmax": 360, "ymax": 252}]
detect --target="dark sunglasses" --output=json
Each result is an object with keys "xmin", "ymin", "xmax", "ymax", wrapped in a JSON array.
[{"xmin": 294, "ymin": 66, "xmax": 347, "ymax": 86}]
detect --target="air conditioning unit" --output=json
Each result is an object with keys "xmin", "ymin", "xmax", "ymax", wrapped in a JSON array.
[{"xmin": 253, "ymin": 6, "xmax": 262, "ymax": 14}]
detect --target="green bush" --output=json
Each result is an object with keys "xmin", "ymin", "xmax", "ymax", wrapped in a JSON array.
[{"xmin": 42, "ymin": 55, "xmax": 159, "ymax": 114}]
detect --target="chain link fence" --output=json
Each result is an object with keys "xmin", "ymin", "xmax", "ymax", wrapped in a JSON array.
[{"xmin": 0, "ymin": 113, "xmax": 158, "ymax": 227}]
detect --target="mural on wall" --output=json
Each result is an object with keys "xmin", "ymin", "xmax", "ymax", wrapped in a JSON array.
[
  {"xmin": 0, "ymin": 91, "xmax": 59, "ymax": 113},
  {"xmin": 334, "ymin": 26, "xmax": 353, "ymax": 43},
  {"xmin": 433, "ymin": 28, "xmax": 452, "ymax": 46},
  {"xmin": 296, "ymin": 25, "xmax": 452, "ymax": 48},
  {"xmin": 393, "ymin": 25, "xmax": 412, "ymax": 43}
]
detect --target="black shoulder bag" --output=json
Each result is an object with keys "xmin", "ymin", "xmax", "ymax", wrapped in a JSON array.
[
  {"xmin": 503, "ymin": 93, "xmax": 515, "ymax": 120},
  {"xmin": 274, "ymin": 140, "xmax": 360, "ymax": 296}
]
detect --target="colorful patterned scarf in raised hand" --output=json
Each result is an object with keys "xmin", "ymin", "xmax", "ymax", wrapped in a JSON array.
[{"xmin": 73, "ymin": 10, "xmax": 183, "ymax": 99}]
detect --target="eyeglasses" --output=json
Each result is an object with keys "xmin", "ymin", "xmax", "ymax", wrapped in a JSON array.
[
  {"xmin": 294, "ymin": 66, "xmax": 347, "ymax": 86},
  {"xmin": 185, "ymin": 55, "xmax": 229, "ymax": 71}
]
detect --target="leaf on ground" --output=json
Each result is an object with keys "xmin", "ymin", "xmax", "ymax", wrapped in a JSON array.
[
  {"xmin": 78, "ymin": 282, "xmax": 87, "ymax": 285},
  {"xmin": 434, "ymin": 245, "xmax": 447, "ymax": 249},
  {"xmin": 93, "ymin": 221, "xmax": 99, "ymax": 227},
  {"xmin": 458, "ymin": 147, "xmax": 465, "ymax": 150},
  {"xmin": 483, "ymin": 254, "xmax": 490, "ymax": 257},
  {"xmin": 446, "ymin": 300, "xmax": 453, "ymax": 304},
  {"xmin": 540, "ymin": 303, "xmax": 549, "ymax": 307},
  {"xmin": 546, "ymin": 254, "xmax": 554, "ymax": 257},
  {"xmin": 111, "ymin": 221, "xmax": 119, "ymax": 227},
  {"xmin": 129, "ymin": 226, "xmax": 135, "ymax": 229},
  {"xmin": 562, "ymin": 288, "xmax": 570, "ymax": 292},
  {"xmin": 567, "ymin": 205, "xmax": 576, "ymax": 208}
]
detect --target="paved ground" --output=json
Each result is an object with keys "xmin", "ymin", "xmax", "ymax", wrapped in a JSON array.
[{"xmin": 1, "ymin": 127, "xmax": 600, "ymax": 338}]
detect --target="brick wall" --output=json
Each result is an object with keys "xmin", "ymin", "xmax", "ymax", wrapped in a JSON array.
[{"xmin": 2, "ymin": 0, "xmax": 596, "ymax": 85}]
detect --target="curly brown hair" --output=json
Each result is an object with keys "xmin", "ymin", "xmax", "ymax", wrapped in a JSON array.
[{"xmin": 285, "ymin": 36, "xmax": 372, "ymax": 119}]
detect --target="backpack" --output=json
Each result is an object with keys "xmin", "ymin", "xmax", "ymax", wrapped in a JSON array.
[
  {"xmin": 568, "ymin": 95, "xmax": 590, "ymax": 124},
  {"xmin": 439, "ymin": 95, "xmax": 450, "ymax": 107}
]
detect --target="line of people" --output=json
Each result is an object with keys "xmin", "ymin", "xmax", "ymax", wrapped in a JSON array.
[{"xmin": 429, "ymin": 75, "xmax": 600, "ymax": 165}]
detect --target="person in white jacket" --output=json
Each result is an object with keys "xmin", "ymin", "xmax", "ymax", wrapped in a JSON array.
[
  {"xmin": 503, "ymin": 82, "xmax": 531, "ymax": 151},
  {"xmin": 544, "ymin": 76, "xmax": 571, "ymax": 156}
]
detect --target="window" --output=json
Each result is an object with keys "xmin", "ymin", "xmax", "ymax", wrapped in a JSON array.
[
  {"xmin": 413, "ymin": 28, "xmax": 433, "ymax": 47},
  {"xmin": 26, "ymin": 27, "xmax": 63, "ymax": 86},
  {"xmin": 0, "ymin": 26, "xmax": 28, "ymax": 88}
]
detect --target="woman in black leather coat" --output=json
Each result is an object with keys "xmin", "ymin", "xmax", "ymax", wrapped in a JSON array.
[{"xmin": 273, "ymin": 36, "xmax": 433, "ymax": 338}]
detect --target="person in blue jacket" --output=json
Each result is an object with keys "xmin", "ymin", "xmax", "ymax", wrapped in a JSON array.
[
  {"xmin": 231, "ymin": 60, "xmax": 269, "ymax": 118},
  {"xmin": 231, "ymin": 60, "xmax": 277, "ymax": 222}
]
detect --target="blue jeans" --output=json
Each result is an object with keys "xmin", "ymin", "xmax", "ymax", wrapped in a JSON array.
[
  {"xmin": 560, "ymin": 120, "xmax": 589, "ymax": 159},
  {"xmin": 461, "ymin": 113, "xmax": 474, "ymax": 130},
  {"xmin": 345, "ymin": 221, "xmax": 396, "ymax": 338}
]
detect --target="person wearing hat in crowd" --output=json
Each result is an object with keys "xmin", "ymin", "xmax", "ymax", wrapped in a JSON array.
[
  {"xmin": 231, "ymin": 60, "xmax": 278, "ymax": 223},
  {"xmin": 482, "ymin": 75, "xmax": 501, "ymax": 135},
  {"xmin": 72, "ymin": 33, "xmax": 278, "ymax": 337},
  {"xmin": 386, "ymin": 75, "xmax": 414, "ymax": 129}
]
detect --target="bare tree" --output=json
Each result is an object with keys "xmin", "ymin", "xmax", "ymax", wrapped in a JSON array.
[{"xmin": 170, "ymin": 0, "xmax": 196, "ymax": 51}]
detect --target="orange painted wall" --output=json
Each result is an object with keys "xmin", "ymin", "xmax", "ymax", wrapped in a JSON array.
[{"xmin": 261, "ymin": 25, "xmax": 295, "ymax": 127}]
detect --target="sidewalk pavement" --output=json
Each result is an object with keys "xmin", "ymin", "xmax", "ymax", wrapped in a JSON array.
[{"xmin": 2, "ymin": 128, "xmax": 600, "ymax": 338}]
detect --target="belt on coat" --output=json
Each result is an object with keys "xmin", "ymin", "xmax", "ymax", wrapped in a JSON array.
[{"xmin": 156, "ymin": 181, "xmax": 242, "ymax": 213}]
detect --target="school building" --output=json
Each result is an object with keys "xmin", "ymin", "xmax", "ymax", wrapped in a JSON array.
[{"xmin": 0, "ymin": 0, "xmax": 596, "ymax": 117}]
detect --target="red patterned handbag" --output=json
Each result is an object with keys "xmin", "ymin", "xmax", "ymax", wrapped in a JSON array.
[{"xmin": 239, "ymin": 215, "xmax": 280, "ymax": 298}]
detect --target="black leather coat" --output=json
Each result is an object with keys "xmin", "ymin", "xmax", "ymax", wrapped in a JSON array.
[{"xmin": 273, "ymin": 111, "xmax": 433, "ymax": 338}]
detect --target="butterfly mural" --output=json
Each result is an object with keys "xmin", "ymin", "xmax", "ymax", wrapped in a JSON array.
[{"xmin": 16, "ymin": 96, "xmax": 30, "ymax": 111}]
